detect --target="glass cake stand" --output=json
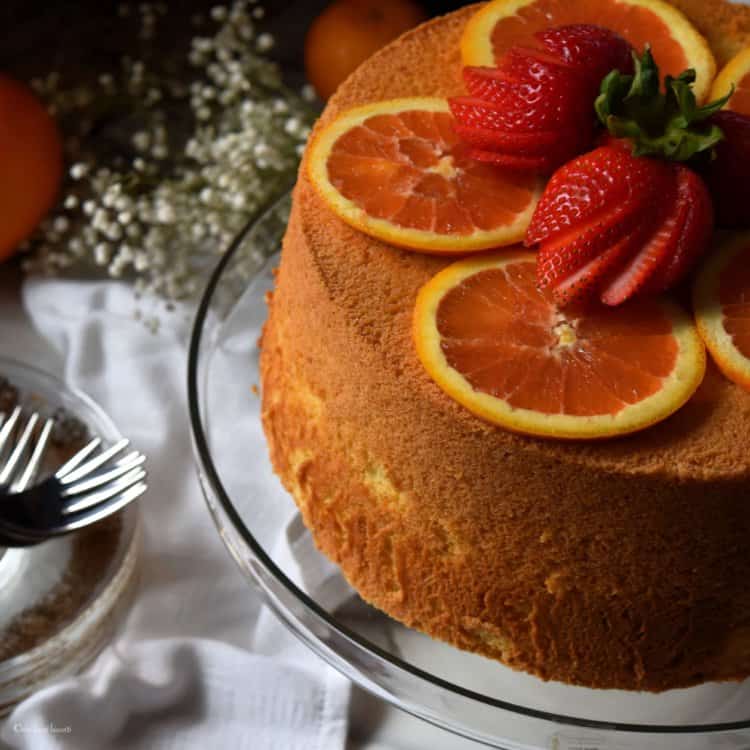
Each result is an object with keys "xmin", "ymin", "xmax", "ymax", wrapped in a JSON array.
[{"xmin": 187, "ymin": 193, "xmax": 750, "ymax": 750}]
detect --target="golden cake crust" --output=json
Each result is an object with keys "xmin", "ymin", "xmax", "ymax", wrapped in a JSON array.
[
  {"xmin": 670, "ymin": 0, "xmax": 750, "ymax": 65},
  {"xmin": 261, "ymin": 3, "xmax": 750, "ymax": 690}
]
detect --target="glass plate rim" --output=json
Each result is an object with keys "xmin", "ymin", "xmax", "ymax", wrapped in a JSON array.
[
  {"xmin": 186, "ymin": 190, "xmax": 750, "ymax": 735},
  {"xmin": 0, "ymin": 354, "xmax": 121, "ymax": 442}
]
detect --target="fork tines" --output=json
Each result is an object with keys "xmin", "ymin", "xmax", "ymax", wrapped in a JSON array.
[
  {"xmin": 62, "ymin": 449, "xmax": 147, "ymax": 514},
  {"xmin": 0, "ymin": 408, "xmax": 55, "ymax": 493},
  {"xmin": 0, "ymin": 422, "xmax": 147, "ymax": 545}
]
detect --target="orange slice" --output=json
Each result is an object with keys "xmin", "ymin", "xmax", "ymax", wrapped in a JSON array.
[
  {"xmin": 693, "ymin": 233, "xmax": 750, "ymax": 391},
  {"xmin": 414, "ymin": 251, "xmax": 706, "ymax": 439},
  {"xmin": 461, "ymin": 0, "xmax": 716, "ymax": 103},
  {"xmin": 307, "ymin": 98, "xmax": 542, "ymax": 253},
  {"xmin": 710, "ymin": 47, "xmax": 750, "ymax": 115}
]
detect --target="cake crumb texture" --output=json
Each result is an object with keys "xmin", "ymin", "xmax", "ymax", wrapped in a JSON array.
[{"xmin": 260, "ymin": 2, "xmax": 750, "ymax": 690}]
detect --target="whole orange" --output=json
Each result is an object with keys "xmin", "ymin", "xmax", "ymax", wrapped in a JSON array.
[
  {"xmin": 0, "ymin": 74, "xmax": 63, "ymax": 263},
  {"xmin": 305, "ymin": 0, "xmax": 427, "ymax": 100}
]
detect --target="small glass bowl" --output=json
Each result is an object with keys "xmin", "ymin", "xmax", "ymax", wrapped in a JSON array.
[
  {"xmin": 188, "ymin": 193, "xmax": 750, "ymax": 750},
  {"xmin": 0, "ymin": 356, "xmax": 140, "ymax": 716}
]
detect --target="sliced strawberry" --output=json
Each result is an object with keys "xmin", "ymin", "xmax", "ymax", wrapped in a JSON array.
[
  {"xmin": 455, "ymin": 124, "xmax": 589, "ymax": 173},
  {"xmin": 526, "ymin": 146, "xmax": 671, "ymax": 246},
  {"xmin": 466, "ymin": 148, "xmax": 553, "ymax": 172},
  {"xmin": 551, "ymin": 224, "xmax": 648, "ymax": 307},
  {"xmin": 452, "ymin": 25, "xmax": 634, "ymax": 174},
  {"xmin": 703, "ymin": 110, "xmax": 750, "ymax": 228},
  {"xmin": 466, "ymin": 59, "xmax": 591, "ymax": 120},
  {"xmin": 462, "ymin": 66, "xmax": 516, "ymax": 103},
  {"xmin": 599, "ymin": 174, "xmax": 682, "ymax": 306},
  {"xmin": 536, "ymin": 202, "xmax": 645, "ymax": 289},
  {"xmin": 526, "ymin": 145, "xmax": 712, "ymax": 307},
  {"xmin": 449, "ymin": 95, "xmax": 593, "ymax": 172},
  {"xmin": 536, "ymin": 24, "xmax": 634, "ymax": 88},
  {"xmin": 453, "ymin": 123, "xmax": 563, "ymax": 154},
  {"xmin": 642, "ymin": 167, "xmax": 714, "ymax": 293},
  {"xmin": 499, "ymin": 47, "xmax": 584, "ymax": 85},
  {"xmin": 450, "ymin": 97, "xmax": 515, "ymax": 132},
  {"xmin": 450, "ymin": 88, "xmax": 586, "ymax": 135},
  {"xmin": 462, "ymin": 66, "xmax": 566, "ymax": 115}
]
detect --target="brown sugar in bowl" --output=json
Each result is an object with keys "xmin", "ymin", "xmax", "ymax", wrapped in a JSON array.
[{"xmin": 260, "ymin": 3, "xmax": 750, "ymax": 691}]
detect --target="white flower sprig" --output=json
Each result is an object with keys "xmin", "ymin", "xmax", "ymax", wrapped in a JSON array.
[{"xmin": 22, "ymin": 0, "xmax": 317, "ymax": 308}]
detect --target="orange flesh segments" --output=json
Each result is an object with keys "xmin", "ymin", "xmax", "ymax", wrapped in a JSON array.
[
  {"xmin": 436, "ymin": 261, "xmax": 677, "ymax": 416},
  {"xmin": 488, "ymin": 0, "xmax": 688, "ymax": 76},
  {"xmin": 461, "ymin": 0, "xmax": 716, "ymax": 102},
  {"xmin": 693, "ymin": 235, "xmax": 750, "ymax": 392},
  {"xmin": 308, "ymin": 99, "xmax": 542, "ymax": 252},
  {"xmin": 327, "ymin": 110, "xmax": 534, "ymax": 234},
  {"xmin": 414, "ymin": 252, "xmax": 706, "ymax": 439}
]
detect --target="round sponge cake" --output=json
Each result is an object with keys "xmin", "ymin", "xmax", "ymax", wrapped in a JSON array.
[{"xmin": 260, "ymin": 3, "xmax": 750, "ymax": 690}]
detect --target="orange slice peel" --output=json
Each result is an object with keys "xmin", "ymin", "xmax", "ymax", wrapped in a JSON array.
[
  {"xmin": 710, "ymin": 47, "xmax": 750, "ymax": 115},
  {"xmin": 414, "ymin": 251, "xmax": 706, "ymax": 439},
  {"xmin": 307, "ymin": 97, "xmax": 542, "ymax": 253},
  {"xmin": 693, "ymin": 233, "xmax": 750, "ymax": 391},
  {"xmin": 460, "ymin": 0, "xmax": 716, "ymax": 103}
]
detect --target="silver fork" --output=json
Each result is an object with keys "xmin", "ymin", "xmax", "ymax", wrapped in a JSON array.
[
  {"xmin": 0, "ymin": 407, "xmax": 54, "ymax": 494},
  {"xmin": 0, "ymin": 408, "xmax": 147, "ymax": 546}
]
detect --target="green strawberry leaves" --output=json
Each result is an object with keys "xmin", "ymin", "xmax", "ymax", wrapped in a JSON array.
[{"xmin": 595, "ymin": 47, "xmax": 732, "ymax": 161}]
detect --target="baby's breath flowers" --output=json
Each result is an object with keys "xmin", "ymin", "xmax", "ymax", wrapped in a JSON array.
[{"xmin": 22, "ymin": 0, "xmax": 316, "ymax": 307}]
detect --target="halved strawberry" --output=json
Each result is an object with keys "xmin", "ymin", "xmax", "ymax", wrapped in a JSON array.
[{"xmin": 526, "ymin": 145, "xmax": 713, "ymax": 307}]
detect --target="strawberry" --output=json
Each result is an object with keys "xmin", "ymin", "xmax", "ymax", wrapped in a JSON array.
[
  {"xmin": 524, "ymin": 49, "xmax": 731, "ymax": 306},
  {"xmin": 526, "ymin": 143, "xmax": 666, "ymax": 248},
  {"xmin": 452, "ymin": 124, "xmax": 579, "ymax": 170},
  {"xmin": 454, "ymin": 65, "xmax": 592, "ymax": 134},
  {"xmin": 550, "ymin": 223, "xmax": 651, "ymax": 307},
  {"xmin": 449, "ymin": 24, "xmax": 634, "ymax": 173},
  {"xmin": 526, "ymin": 144, "xmax": 713, "ymax": 307},
  {"xmin": 601, "ymin": 166, "xmax": 713, "ymax": 304},
  {"xmin": 463, "ymin": 148, "xmax": 552, "ymax": 173},
  {"xmin": 701, "ymin": 110, "xmax": 750, "ymax": 228},
  {"xmin": 536, "ymin": 24, "xmax": 634, "ymax": 88}
]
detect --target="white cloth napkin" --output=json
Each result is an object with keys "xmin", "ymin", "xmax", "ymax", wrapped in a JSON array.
[{"xmin": 0, "ymin": 278, "xmax": 351, "ymax": 749}]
